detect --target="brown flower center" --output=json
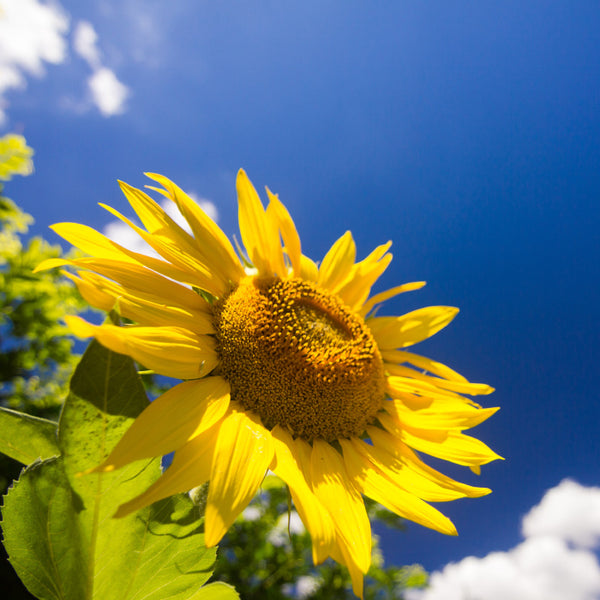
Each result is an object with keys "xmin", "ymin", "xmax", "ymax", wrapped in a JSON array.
[{"xmin": 213, "ymin": 277, "xmax": 385, "ymax": 441}]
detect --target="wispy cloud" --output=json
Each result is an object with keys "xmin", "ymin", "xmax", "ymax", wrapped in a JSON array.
[
  {"xmin": 72, "ymin": 20, "xmax": 101, "ymax": 69},
  {"xmin": 96, "ymin": 0, "xmax": 171, "ymax": 69},
  {"xmin": 72, "ymin": 20, "xmax": 129, "ymax": 117},
  {"xmin": 87, "ymin": 67, "xmax": 129, "ymax": 117},
  {"xmin": 407, "ymin": 480, "xmax": 600, "ymax": 600},
  {"xmin": 0, "ymin": 1, "xmax": 131, "ymax": 125},
  {"xmin": 0, "ymin": 0, "xmax": 69, "ymax": 124}
]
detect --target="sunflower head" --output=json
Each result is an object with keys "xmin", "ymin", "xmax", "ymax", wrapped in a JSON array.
[
  {"xmin": 38, "ymin": 169, "xmax": 501, "ymax": 598},
  {"xmin": 214, "ymin": 275, "xmax": 386, "ymax": 441}
]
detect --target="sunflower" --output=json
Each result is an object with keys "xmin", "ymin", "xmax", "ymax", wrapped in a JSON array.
[{"xmin": 39, "ymin": 170, "xmax": 501, "ymax": 597}]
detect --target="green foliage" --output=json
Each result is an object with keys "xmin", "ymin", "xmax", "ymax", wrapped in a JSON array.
[
  {"xmin": 213, "ymin": 482, "xmax": 427, "ymax": 599},
  {"xmin": 0, "ymin": 184, "xmax": 86, "ymax": 419},
  {"xmin": 0, "ymin": 134, "xmax": 34, "ymax": 181},
  {"xmin": 1, "ymin": 340, "xmax": 237, "ymax": 600}
]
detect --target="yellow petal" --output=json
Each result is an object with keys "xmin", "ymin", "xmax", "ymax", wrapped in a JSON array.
[
  {"xmin": 266, "ymin": 188, "xmax": 302, "ymax": 277},
  {"xmin": 386, "ymin": 376, "xmax": 456, "ymax": 409},
  {"xmin": 48, "ymin": 223, "xmax": 211, "ymax": 289},
  {"xmin": 382, "ymin": 349, "xmax": 468, "ymax": 382},
  {"xmin": 144, "ymin": 173, "xmax": 243, "ymax": 284},
  {"xmin": 74, "ymin": 270, "xmax": 214, "ymax": 334},
  {"xmin": 205, "ymin": 408, "xmax": 275, "ymax": 546},
  {"xmin": 114, "ymin": 425, "xmax": 218, "ymax": 518},
  {"xmin": 117, "ymin": 181, "xmax": 179, "ymax": 235},
  {"xmin": 35, "ymin": 257, "xmax": 77, "ymax": 273},
  {"xmin": 318, "ymin": 231, "xmax": 356, "ymax": 291},
  {"xmin": 49, "ymin": 222, "xmax": 140, "ymax": 264},
  {"xmin": 385, "ymin": 397, "xmax": 500, "ymax": 431},
  {"xmin": 95, "ymin": 378, "xmax": 230, "ymax": 472},
  {"xmin": 329, "ymin": 542, "xmax": 365, "ymax": 599},
  {"xmin": 385, "ymin": 363, "xmax": 495, "ymax": 397},
  {"xmin": 62, "ymin": 271, "xmax": 116, "ymax": 312},
  {"xmin": 369, "ymin": 306, "xmax": 459, "ymax": 349},
  {"xmin": 341, "ymin": 438, "xmax": 457, "ymax": 535},
  {"xmin": 100, "ymin": 201, "xmax": 226, "ymax": 296},
  {"xmin": 300, "ymin": 254, "xmax": 319, "ymax": 282},
  {"xmin": 368, "ymin": 426, "xmax": 491, "ymax": 499},
  {"xmin": 360, "ymin": 281, "xmax": 427, "ymax": 317},
  {"xmin": 40, "ymin": 256, "xmax": 210, "ymax": 313},
  {"xmin": 236, "ymin": 169, "xmax": 283, "ymax": 275},
  {"xmin": 396, "ymin": 423, "xmax": 502, "ymax": 467},
  {"xmin": 270, "ymin": 426, "xmax": 335, "ymax": 564},
  {"xmin": 310, "ymin": 439, "xmax": 371, "ymax": 575},
  {"xmin": 65, "ymin": 316, "xmax": 217, "ymax": 379},
  {"xmin": 336, "ymin": 242, "xmax": 392, "ymax": 310}
]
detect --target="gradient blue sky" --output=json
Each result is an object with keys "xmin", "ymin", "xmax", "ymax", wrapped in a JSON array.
[{"xmin": 2, "ymin": 2, "xmax": 600, "ymax": 596}]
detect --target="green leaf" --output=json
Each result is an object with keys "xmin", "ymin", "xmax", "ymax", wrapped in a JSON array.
[
  {"xmin": 0, "ymin": 406, "xmax": 59, "ymax": 464},
  {"xmin": 3, "ymin": 340, "xmax": 238, "ymax": 600},
  {"xmin": 1, "ymin": 457, "xmax": 88, "ymax": 600},
  {"xmin": 188, "ymin": 582, "xmax": 240, "ymax": 600}
]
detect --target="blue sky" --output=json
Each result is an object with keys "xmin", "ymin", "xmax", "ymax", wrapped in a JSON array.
[{"xmin": 2, "ymin": 2, "xmax": 600, "ymax": 597}]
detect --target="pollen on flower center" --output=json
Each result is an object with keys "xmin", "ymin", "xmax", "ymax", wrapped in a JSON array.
[{"xmin": 213, "ymin": 277, "xmax": 386, "ymax": 441}]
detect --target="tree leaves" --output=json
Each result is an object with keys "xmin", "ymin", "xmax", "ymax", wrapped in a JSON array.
[
  {"xmin": 1, "ymin": 340, "xmax": 238, "ymax": 600},
  {"xmin": 0, "ymin": 134, "xmax": 34, "ymax": 181},
  {"xmin": 0, "ymin": 190, "xmax": 86, "ymax": 418}
]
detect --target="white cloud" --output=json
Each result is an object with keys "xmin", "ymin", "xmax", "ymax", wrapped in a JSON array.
[
  {"xmin": 72, "ymin": 20, "xmax": 100, "ymax": 69},
  {"xmin": 72, "ymin": 19, "xmax": 129, "ymax": 116},
  {"xmin": 88, "ymin": 67, "xmax": 129, "ymax": 116},
  {"xmin": 522, "ymin": 479, "xmax": 600, "ymax": 550},
  {"xmin": 0, "ymin": 0, "xmax": 69, "ymax": 124},
  {"xmin": 406, "ymin": 480, "xmax": 600, "ymax": 600},
  {"xmin": 0, "ymin": 1, "xmax": 132, "ymax": 123}
]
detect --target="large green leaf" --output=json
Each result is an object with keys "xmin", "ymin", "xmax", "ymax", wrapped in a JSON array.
[
  {"xmin": 0, "ymin": 407, "xmax": 59, "ymax": 464},
  {"xmin": 2, "ymin": 340, "xmax": 238, "ymax": 600},
  {"xmin": 2, "ymin": 458, "xmax": 88, "ymax": 600}
]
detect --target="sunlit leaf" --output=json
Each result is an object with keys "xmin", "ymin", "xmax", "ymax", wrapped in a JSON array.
[
  {"xmin": 2, "ymin": 458, "xmax": 88, "ymax": 600},
  {"xmin": 0, "ymin": 407, "xmax": 58, "ymax": 464},
  {"xmin": 2, "ymin": 341, "xmax": 238, "ymax": 600}
]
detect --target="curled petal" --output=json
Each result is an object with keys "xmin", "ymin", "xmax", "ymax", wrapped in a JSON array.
[
  {"xmin": 360, "ymin": 281, "xmax": 427, "ymax": 317},
  {"xmin": 341, "ymin": 438, "xmax": 457, "ymax": 535},
  {"xmin": 65, "ymin": 316, "xmax": 217, "ymax": 379},
  {"xmin": 369, "ymin": 306, "xmax": 459, "ymax": 349},
  {"xmin": 266, "ymin": 188, "xmax": 302, "ymax": 277}
]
